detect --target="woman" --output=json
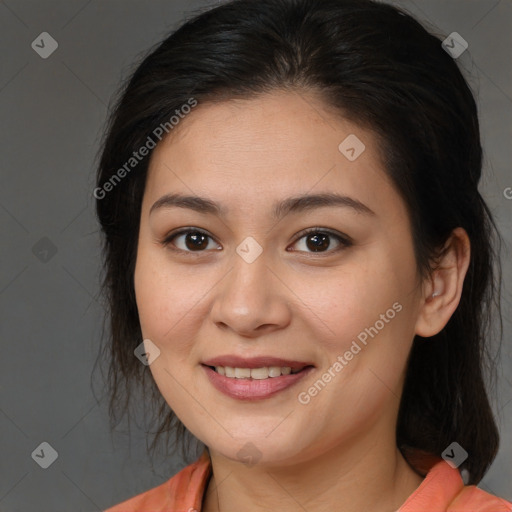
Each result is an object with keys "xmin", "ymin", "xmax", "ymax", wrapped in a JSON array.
[{"xmin": 96, "ymin": 0, "xmax": 512, "ymax": 510}]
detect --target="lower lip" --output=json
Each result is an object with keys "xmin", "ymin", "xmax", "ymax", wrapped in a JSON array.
[{"xmin": 202, "ymin": 364, "xmax": 315, "ymax": 400}]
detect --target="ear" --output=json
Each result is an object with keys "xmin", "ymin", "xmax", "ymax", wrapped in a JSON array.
[{"xmin": 414, "ymin": 227, "xmax": 471, "ymax": 337}]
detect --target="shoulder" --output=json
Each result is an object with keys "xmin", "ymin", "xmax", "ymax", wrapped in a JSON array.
[
  {"xmin": 104, "ymin": 477, "xmax": 173, "ymax": 512},
  {"xmin": 104, "ymin": 450, "xmax": 212, "ymax": 512},
  {"xmin": 448, "ymin": 485, "xmax": 512, "ymax": 512},
  {"xmin": 399, "ymin": 449, "xmax": 512, "ymax": 512}
]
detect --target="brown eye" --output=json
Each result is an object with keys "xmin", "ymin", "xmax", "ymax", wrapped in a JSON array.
[
  {"xmin": 305, "ymin": 232, "xmax": 330, "ymax": 252},
  {"xmin": 162, "ymin": 229, "xmax": 219, "ymax": 252},
  {"xmin": 162, "ymin": 227, "xmax": 352, "ymax": 256},
  {"xmin": 290, "ymin": 229, "xmax": 352, "ymax": 254}
]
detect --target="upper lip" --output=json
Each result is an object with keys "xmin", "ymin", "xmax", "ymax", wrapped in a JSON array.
[{"xmin": 202, "ymin": 355, "xmax": 314, "ymax": 370}]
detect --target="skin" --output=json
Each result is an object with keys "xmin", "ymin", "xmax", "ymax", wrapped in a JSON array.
[{"xmin": 134, "ymin": 90, "xmax": 470, "ymax": 512}]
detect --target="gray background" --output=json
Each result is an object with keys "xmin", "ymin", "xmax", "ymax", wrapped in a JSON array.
[{"xmin": 1, "ymin": 1, "xmax": 511, "ymax": 510}]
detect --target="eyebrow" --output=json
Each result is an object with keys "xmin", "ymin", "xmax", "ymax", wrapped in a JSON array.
[{"xmin": 149, "ymin": 192, "xmax": 376, "ymax": 219}]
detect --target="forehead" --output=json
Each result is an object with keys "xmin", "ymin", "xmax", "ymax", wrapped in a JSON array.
[
  {"xmin": 153, "ymin": 91, "xmax": 372, "ymax": 160},
  {"xmin": 144, "ymin": 91, "xmax": 402, "ymax": 220}
]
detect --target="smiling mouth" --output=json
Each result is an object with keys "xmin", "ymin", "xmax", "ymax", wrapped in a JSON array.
[{"xmin": 205, "ymin": 365, "xmax": 313, "ymax": 380}]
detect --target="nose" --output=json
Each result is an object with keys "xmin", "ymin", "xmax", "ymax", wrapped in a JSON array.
[{"xmin": 209, "ymin": 248, "xmax": 292, "ymax": 338}]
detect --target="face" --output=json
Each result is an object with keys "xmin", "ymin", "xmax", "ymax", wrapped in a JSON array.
[{"xmin": 134, "ymin": 90, "xmax": 425, "ymax": 466}]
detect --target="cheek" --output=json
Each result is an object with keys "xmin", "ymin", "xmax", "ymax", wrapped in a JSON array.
[
  {"xmin": 134, "ymin": 246, "xmax": 189, "ymax": 346},
  {"xmin": 289, "ymin": 258, "xmax": 410, "ymax": 354},
  {"xmin": 134, "ymin": 250, "xmax": 167, "ymax": 338},
  {"xmin": 134, "ymin": 244, "xmax": 221, "ymax": 368},
  {"xmin": 292, "ymin": 246, "xmax": 417, "ymax": 408}
]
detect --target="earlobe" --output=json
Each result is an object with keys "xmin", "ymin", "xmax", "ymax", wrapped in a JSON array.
[{"xmin": 414, "ymin": 227, "xmax": 471, "ymax": 338}]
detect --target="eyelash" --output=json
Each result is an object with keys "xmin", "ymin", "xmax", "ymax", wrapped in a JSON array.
[{"xmin": 160, "ymin": 227, "xmax": 353, "ymax": 256}]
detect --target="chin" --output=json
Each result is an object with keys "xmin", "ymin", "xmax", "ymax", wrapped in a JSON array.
[{"xmin": 203, "ymin": 429, "xmax": 312, "ymax": 467}]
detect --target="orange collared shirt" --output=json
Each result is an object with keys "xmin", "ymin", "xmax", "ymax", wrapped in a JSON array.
[{"xmin": 104, "ymin": 450, "xmax": 512, "ymax": 512}]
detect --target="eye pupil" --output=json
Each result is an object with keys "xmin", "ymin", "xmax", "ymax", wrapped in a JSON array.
[
  {"xmin": 186, "ymin": 232, "xmax": 209, "ymax": 250},
  {"xmin": 306, "ymin": 233, "xmax": 330, "ymax": 252}
]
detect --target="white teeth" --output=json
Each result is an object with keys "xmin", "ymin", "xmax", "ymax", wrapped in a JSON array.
[
  {"xmin": 212, "ymin": 365, "xmax": 300, "ymax": 379},
  {"xmin": 250, "ymin": 367, "xmax": 270, "ymax": 380},
  {"xmin": 235, "ymin": 367, "xmax": 251, "ymax": 378},
  {"xmin": 268, "ymin": 366, "xmax": 283, "ymax": 377}
]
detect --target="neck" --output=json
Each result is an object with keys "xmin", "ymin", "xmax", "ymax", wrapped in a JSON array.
[{"xmin": 202, "ymin": 426, "xmax": 424, "ymax": 512}]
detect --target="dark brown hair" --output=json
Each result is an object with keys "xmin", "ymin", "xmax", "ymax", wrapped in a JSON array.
[{"xmin": 94, "ymin": 0, "xmax": 503, "ymax": 483}]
